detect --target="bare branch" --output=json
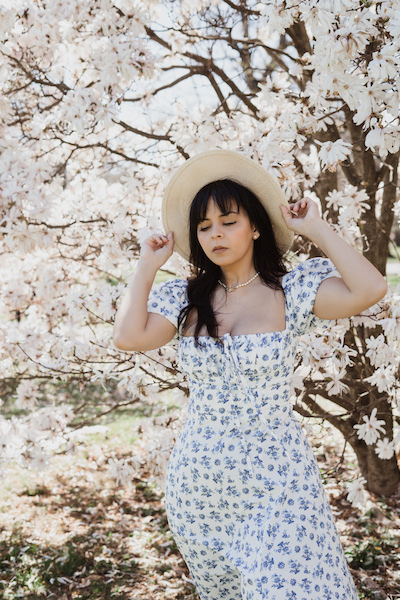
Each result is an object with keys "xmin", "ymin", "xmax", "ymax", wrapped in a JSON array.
[{"xmin": 222, "ymin": 0, "xmax": 261, "ymax": 15}]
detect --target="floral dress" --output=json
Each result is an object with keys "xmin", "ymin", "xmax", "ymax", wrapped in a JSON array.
[{"xmin": 147, "ymin": 257, "xmax": 359, "ymax": 600}]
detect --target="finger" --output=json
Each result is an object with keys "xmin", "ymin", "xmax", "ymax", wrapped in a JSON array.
[
  {"xmin": 282, "ymin": 205, "xmax": 294, "ymax": 216},
  {"xmin": 152, "ymin": 234, "xmax": 168, "ymax": 246},
  {"xmin": 280, "ymin": 205, "xmax": 290, "ymax": 218}
]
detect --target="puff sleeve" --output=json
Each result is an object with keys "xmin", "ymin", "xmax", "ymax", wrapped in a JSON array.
[
  {"xmin": 288, "ymin": 257, "xmax": 341, "ymax": 336},
  {"xmin": 147, "ymin": 278, "xmax": 188, "ymax": 329}
]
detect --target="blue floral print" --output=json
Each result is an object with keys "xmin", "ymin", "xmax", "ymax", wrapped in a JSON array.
[{"xmin": 147, "ymin": 258, "xmax": 358, "ymax": 600}]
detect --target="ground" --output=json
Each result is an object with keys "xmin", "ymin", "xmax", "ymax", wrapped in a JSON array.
[{"xmin": 0, "ymin": 408, "xmax": 399, "ymax": 600}]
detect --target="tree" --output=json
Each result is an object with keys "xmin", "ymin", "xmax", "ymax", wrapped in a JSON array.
[{"xmin": 0, "ymin": 0, "xmax": 399, "ymax": 499}]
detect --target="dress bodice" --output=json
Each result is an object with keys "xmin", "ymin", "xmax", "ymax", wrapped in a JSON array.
[
  {"xmin": 177, "ymin": 331, "xmax": 294, "ymax": 384},
  {"xmin": 147, "ymin": 257, "xmax": 340, "ymax": 356}
]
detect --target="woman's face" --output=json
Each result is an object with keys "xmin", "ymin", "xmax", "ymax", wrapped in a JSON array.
[{"xmin": 196, "ymin": 198, "xmax": 258, "ymax": 267}]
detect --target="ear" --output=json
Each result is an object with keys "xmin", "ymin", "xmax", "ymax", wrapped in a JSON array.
[{"xmin": 253, "ymin": 228, "xmax": 260, "ymax": 240}]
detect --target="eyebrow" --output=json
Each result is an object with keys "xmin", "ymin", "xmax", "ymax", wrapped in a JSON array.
[{"xmin": 199, "ymin": 210, "xmax": 239, "ymax": 223}]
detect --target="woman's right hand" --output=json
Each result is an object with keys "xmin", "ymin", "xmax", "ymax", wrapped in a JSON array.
[{"xmin": 139, "ymin": 231, "xmax": 174, "ymax": 270}]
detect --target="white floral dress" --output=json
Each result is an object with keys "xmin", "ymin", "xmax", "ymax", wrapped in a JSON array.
[{"xmin": 147, "ymin": 257, "xmax": 359, "ymax": 600}]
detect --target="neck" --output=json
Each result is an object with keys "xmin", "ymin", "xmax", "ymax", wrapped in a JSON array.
[{"xmin": 219, "ymin": 263, "xmax": 258, "ymax": 288}]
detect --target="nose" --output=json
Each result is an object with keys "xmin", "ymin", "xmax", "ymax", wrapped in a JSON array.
[{"xmin": 211, "ymin": 223, "xmax": 223, "ymax": 238}]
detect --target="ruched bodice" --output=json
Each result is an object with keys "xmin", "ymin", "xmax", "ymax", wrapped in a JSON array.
[
  {"xmin": 179, "ymin": 333, "xmax": 295, "ymax": 452},
  {"xmin": 178, "ymin": 331, "xmax": 294, "ymax": 383}
]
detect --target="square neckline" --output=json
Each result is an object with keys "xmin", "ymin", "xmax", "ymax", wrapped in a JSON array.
[{"xmin": 180, "ymin": 272, "xmax": 290, "ymax": 341}]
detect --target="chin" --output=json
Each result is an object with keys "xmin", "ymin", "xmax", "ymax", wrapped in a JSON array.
[{"xmin": 208, "ymin": 253, "xmax": 230, "ymax": 262}]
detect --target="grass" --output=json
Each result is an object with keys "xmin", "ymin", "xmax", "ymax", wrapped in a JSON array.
[{"xmin": 388, "ymin": 274, "xmax": 400, "ymax": 287}]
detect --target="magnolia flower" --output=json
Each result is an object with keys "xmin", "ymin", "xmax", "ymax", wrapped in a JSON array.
[
  {"xmin": 2, "ymin": 221, "xmax": 42, "ymax": 255},
  {"xmin": 326, "ymin": 369, "xmax": 350, "ymax": 396},
  {"xmin": 299, "ymin": 3, "xmax": 334, "ymax": 32},
  {"xmin": 15, "ymin": 381, "xmax": 39, "ymax": 410},
  {"xmin": 325, "ymin": 189, "xmax": 345, "ymax": 211},
  {"xmin": 346, "ymin": 476, "xmax": 367, "ymax": 508},
  {"xmin": 375, "ymin": 437, "xmax": 396, "ymax": 460},
  {"xmin": 353, "ymin": 80, "xmax": 391, "ymax": 128},
  {"xmin": 257, "ymin": 2, "xmax": 296, "ymax": 34},
  {"xmin": 365, "ymin": 334, "xmax": 393, "ymax": 368},
  {"xmin": 368, "ymin": 44, "xmax": 399, "ymax": 81},
  {"xmin": 379, "ymin": 316, "xmax": 400, "ymax": 340},
  {"xmin": 365, "ymin": 125, "xmax": 386, "ymax": 155},
  {"xmin": 353, "ymin": 408, "xmax": 386, "ymax": 445},
  {"xmin": 365, "ymin": 366, "xmax": 396, "ymax": 394},
  {"xmin": 333, "ymin": 345, "xmax": 357, "ymax": 369},
  {"xmin": 108, "ymin": 457, "xmax": 136, "ymax": 486},
  {"xmin": 316, "ymin": 139, "xmax": 353, "ymax": 173},
  {"xmin": 344, "ymin": 185, "xmax": 370, "ymax": 216},
  {"xmin": 298, "ymin": 332, "xmax": 335, "ymax": 367},
  {"xmin": 22, "ymin": 446, "xmax": 50, "ymax": 472},
  {"xmin": 137, "ymin": 220, "xmax": 164, "ymax": 246},
  {"xmin": 91, "ymin": 364, "xmax": 121, "ymax": 390}
]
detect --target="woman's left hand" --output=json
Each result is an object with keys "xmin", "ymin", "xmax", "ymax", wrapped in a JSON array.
[{"xmin": 279, "ymin": 197, "xmax": 323, "ymax": 237}]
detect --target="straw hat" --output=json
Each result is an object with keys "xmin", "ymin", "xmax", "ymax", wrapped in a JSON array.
[{"xmin": 161, "ymin": 149, "xmax": 294, "ymax": 262}]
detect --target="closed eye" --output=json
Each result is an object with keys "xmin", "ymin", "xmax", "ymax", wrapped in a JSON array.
[{"xmin": 198, "ymin": 221, "xmax": 237, "ymax": 232}]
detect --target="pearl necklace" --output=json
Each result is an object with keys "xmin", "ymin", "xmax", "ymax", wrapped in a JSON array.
[{"xmin": 218, "ymin": 272, "xmax": 260, "ymax": 293}]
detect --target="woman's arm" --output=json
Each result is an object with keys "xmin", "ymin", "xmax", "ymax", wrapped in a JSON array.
[
  {"xmin": 113, "ymin": 232, "xmax": 177, "ymax": 352},
  {"xmin": 280, "ymin": 199, "xmax": 388, "ymax": 320}
]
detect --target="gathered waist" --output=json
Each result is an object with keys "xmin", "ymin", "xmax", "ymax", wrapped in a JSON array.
[
  {"xmin": 187, "ymin": 374, "xmax": 293, "ymax": 420},
  {"xmin": 187, "ymin": 402, "xmax": 293, "ymax": 423},
  {"xmin": 187, "ymin": 376, "xmax": 292, "ymax": 392}
]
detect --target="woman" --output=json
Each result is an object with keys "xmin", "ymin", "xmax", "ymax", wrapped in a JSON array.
[{"xmin": 113, "ymin": 149, "xmax": 387, "ymax": 600}]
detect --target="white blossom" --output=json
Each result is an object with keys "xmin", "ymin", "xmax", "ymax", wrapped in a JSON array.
[
  {"xmin": 346, "ymin": 476, "xmax": 367, "ymax": 508},
  {"xmin": 15, "ymin": 381, "xmax": 39, "ymax": 410},
  {"xmin": 107, "ymin": 457, "xmax": 140, "ymax": 486},
  {"xmin": 326, "ymin": 369, "xmax": 350, "ymax": 396},
  {"xmin": 365, "ymin": 334, "xmax": 394, "ymax": 368},
  {"xmin": 25, "ymin": 447, "xmax": 50, "ymax": 472},
  {"xmin": 332, "ymin": 345, "xmax": 357, "ymax": 369},
  {"xmin": 316, "ymin": 139, "xmax": 353, "ymax": 173},
  {"xmin": 353, "ymin": 408, "xmax": 386, "ymax": 445},
  {"xmin": 365, "ymin": 366, "xmax": 396, "ymax": 394},
  {"xmin": 375, "ymin": 437, "xmax": 396, "ymax": 460}
]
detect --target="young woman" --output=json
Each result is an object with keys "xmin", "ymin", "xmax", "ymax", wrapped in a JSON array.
[{"xmin": 113, "ymin": 150, "xmax": 387, "ymax": 600}]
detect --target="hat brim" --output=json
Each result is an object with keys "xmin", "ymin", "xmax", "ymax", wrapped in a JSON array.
[{"xmin": 162, "ymin": 149, "xmax": 294, "ymax": 263}]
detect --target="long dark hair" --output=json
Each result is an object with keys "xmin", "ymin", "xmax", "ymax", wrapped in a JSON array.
[{"xmin": 177, "ymin": 179, "xmax": 290, "ymax": 344}]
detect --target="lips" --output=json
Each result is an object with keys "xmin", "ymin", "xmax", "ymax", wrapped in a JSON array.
[{"xmin": 213, "ymin": 246, "xmax": 228, "ymax": 252}]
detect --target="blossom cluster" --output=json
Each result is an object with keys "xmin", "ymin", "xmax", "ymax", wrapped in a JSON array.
[
  {"xmin": 0, "ymin": 0, "xmax": 399, "ymax": 509},
  {"xmin": 257, "ymin": 0, "xmax": 400, "ymax": 159}
]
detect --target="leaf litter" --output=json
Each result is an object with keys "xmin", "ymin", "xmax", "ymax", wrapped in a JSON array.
[{"xmin": 0, "ymin": 417, "xmax": 398, "ymax": 599}]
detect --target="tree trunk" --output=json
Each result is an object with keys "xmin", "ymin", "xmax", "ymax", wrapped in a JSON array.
[
  {"xmin": 344, "ymin": 336, "xmax": 400, "ymax": 497},
  {"xmin": 350, "ymin": 441, "xmax": 400, "ymax": 497},
  {"xmin": 298, "ymin": 340, "xmax": 400, "ymax": 497}
]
